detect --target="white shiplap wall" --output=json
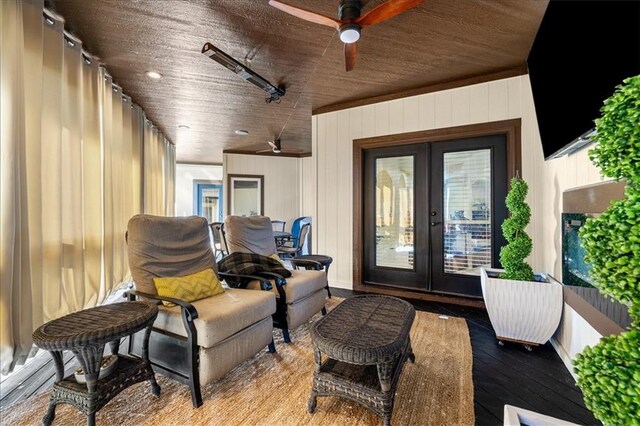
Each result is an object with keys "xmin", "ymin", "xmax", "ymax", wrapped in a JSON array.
[
  {"xmin": 310, "ymin": 75, "xmax": 544, "ymax": 288},
  {"xmin": 223, "ymin": 153, "xmax": 301, "ymax": 228},
  {"xmin": 175, "ymin": 163, "xmax": 223, "ymax": 217},
  {"xmin": 308, "ymin": 74, "xmax": 608, "ymax": 366}
]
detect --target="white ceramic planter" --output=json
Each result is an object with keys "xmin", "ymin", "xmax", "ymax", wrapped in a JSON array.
[
  {"xmin": 504, "ymin": 405, "xmax": 581, "ymax": 426},
  {"xmin": 480, "ymin": 268, "xmax": 563, "ymax": 347}
]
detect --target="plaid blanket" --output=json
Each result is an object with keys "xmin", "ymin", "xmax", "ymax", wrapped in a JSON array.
[{"xmin": 217, "ymin": 252, "xmax": 291, "ymax": 288}]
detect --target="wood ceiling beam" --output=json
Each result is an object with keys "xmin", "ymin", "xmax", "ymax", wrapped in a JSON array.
[{"xmin": 312, "ymin": 64, "xmax": 528, "ymax": 115}]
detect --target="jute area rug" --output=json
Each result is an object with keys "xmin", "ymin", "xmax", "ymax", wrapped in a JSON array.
[{"xmin": 1, "ymin": 298, "xmax": 474, "ymax": 426}]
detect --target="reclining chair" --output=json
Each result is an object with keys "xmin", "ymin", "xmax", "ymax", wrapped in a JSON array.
[
  {"xmin": 126, "ymin": 215, "xmax": 277, "ymax": 408},
  {"xmin": 223, "ymin": 215, "xmax": 327, "ymax": 343}
]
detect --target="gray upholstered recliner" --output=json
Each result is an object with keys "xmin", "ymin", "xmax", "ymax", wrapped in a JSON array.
[
  {"xmin": 223, "ymin": 215, "xmax": 327, "ymax": 342},
  {"xmin": 126, "ymin": 215, "xmax": 277, "ymax": 408}
]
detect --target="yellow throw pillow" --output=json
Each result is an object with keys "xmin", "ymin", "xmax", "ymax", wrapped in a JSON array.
[
  {"xmin": 153, "ymin": 268, "xmax": 224, "ymax": 307},
  {"xmin": 269, "ymin": 253, "xmax": 284, "ymax": 265}
]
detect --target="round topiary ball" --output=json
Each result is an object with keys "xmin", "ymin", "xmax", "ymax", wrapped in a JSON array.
[
  {"xmin": 580, "ymin": 183, "xmax": 640, "ymax": 326},
  {"xmin": 589, "ymin": 75, "xmax": 640, "ymax": 182},
  {"xmin": 573, "ymin": 329, "xmax": 640, "ymax": 426}
]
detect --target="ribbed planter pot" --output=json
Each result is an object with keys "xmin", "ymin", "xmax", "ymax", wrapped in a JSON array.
[{"xmin": 480, "ymin": 268, "xmax": 563, "ymax": 349}]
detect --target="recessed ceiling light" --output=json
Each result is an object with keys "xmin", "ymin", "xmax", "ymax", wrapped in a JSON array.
[
  {"xmin": 145, "ymin": 71, "xmax": 163, "ymax": 79},
  {"xmin": 178, "ymin": 125, "xmax": 190, "ymax": 130},
  {"xmin": 234, "ymin": 129, "xmax": 249, "ymax": 135}
]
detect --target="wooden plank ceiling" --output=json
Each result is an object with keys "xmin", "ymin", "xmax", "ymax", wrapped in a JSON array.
[{"xmin": 49, "ymin": 0, "xmax": 548, "ymax": 163}]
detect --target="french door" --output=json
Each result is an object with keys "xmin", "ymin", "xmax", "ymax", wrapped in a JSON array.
[{"xmin": 363, "ymin": 135, "xmax": 508, "ymax": 297}]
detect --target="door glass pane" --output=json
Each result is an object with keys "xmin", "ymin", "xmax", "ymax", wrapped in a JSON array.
[
  {"xmin": 375, "ymin": 156, "xmax": 414, "ymax": 269},
  {"xmin": 443, "ymin": 149, "xmax": 492, "ymax": 275},
  {"xmin": 201, "ymin": 188, "xmax": 219, "ymax": 223}
]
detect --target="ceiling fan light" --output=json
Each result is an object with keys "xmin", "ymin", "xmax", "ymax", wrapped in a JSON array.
[{"xmin": 339, "ymin": 24, "xmax": 360, "ymax": 43}]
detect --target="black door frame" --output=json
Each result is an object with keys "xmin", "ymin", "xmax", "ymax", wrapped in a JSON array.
[{"xmin": 353, "ymin": 119, "xmax": 521, "ymax": 305}]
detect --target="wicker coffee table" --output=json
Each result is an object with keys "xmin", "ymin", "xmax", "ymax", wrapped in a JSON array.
[
  {"xmin": 308, "ymin": 295, "xmax": 415, "ymax": 426},
  {"xmin": 32, "ymin": 301, "xmax": 159, "ymax": 426}
]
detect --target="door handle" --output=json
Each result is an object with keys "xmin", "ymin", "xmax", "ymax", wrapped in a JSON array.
[{"xmin": 431, "ymin": 221, "xmax": 440, "ymax": 226}]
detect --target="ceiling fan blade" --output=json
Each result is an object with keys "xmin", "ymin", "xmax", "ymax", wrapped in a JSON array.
[
  {"xmin": 268, "ymin": 140, "xmax": 278, "ymax": 150},
  {"xmin": 344, "ymin": 42, "xmax": 358, "ymax": 72},
  {"xmin": 268, "ymin": 0, "xmax": 341, "ymax": 30},
  {"xmin": 356, "ymin": 0, "xmax": 423, "ymax": 27},
  {"xmin": 256, "ymin": 148, "xmax": 273, "ymax": 153}
]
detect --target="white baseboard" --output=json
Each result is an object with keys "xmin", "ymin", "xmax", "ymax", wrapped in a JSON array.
[
  {"xmin": 550, "ymin": 337, "xmax": 577, "ymax": 380},
  {"xmin": 329, "ymin": 280, "xmax": 353, "ymax": 290}
]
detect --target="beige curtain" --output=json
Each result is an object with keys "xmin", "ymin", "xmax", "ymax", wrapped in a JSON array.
[
  {"xmin": 143, "ymin": 124, "xmax": 175, "ymax": 215},
  {"xmin": 0, "ymin": 1, "xmax": 175, "ymax": 374}
]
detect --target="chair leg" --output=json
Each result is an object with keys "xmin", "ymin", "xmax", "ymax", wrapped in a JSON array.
[
  {"xmin": 268, "ymin": 339, "xmax": 276, "ymax": 353},
  {"xmin": 186, "ymin": 329, "xmax": 202, "ymax": 408},
  {"xmin": 321, "ymin": 307, "xmax": 327, "ymax": 316},
  {"xmin": 282, "ymin": 328, "xmax": 291, "ymax": 343}
]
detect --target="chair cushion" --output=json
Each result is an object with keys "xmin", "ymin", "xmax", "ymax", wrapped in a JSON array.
[
  {"xmin": 246, "ymin": 269, "xmax": 326, "ymax": 304},
  {"xmin": 153, "ymin": 288, "xmax": 276, "ymax": 348},
  {"xmin": 153, "ymin": 268, "xmax": 224, "ymax": 307},
  {"xmin": 224, "ymin": 215, "xmax": 277, "ymax": 256},
  {"xmin": 127, "ymin": 215, "xmax": 215, "ymax": 295}
]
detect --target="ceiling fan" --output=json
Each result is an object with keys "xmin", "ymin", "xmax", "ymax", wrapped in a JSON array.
[
  {"xmin": 268, "ymin": 0, "xmax": 423, "ymax": 71},
  {"xmin": 257, "ymin": 139, "xmax": 305, "ymax": 155}
]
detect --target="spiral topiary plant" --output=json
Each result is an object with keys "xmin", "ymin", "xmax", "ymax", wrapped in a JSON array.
[
  {"xmin": 573, "ymin": 75, "xmax": 640, "ymax": 426},
  {"xmin": 499, "ymin": 176, "xmax": 535, "ymax": 281}
]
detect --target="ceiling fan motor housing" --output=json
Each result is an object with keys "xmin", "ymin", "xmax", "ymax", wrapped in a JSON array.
[{"xmin": 339, "ymin": 0, "xmax": 362, "ymax": 20}]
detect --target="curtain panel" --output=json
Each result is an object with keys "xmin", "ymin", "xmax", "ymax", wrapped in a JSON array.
[{"xmin": 0, "ymin": 0, "xmax": 176, "ymax": 374}]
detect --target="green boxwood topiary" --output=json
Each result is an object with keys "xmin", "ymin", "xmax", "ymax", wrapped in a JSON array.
[
  {"xmin": 580, "ymin": 185, "xmax": 640, "ymax": 322},
  {"xmin": 588, "ymin": 75, "xmax": 640, "ymax": 183},
  {"xmin": 573, "ymin": 75, "xmax": 640, "ymax": 426},
  {"xmin": 574, "ymin": 330, "xmax": 640, "ymax": 426},
  {"xmin": 499, "ymin": 176, "xmax": 535, "ymax": 281}
]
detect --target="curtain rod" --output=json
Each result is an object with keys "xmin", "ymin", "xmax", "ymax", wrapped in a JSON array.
[{"xmin": 42, "ymin": 6, "xmax": 173, "ymax": 145}]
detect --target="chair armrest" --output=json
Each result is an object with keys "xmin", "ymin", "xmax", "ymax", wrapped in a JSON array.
[
  {"xmin": 124, "ymin": 289, "xmax": 199, "ymax": 321},
  {"xmin": 124, "ymin": 289, "xmax": 200, "ymax": 347},
  {"xmin": 254, "ymin": 271, "xmax": 287, "ymax": 287},
  {"xmin": 290, "ymin": 258, "xmax": 323, "ymax": 270},
  {"xmin": 217, "ymin": 272, "xmax": 273, "ymax": 291},
  {"xmin": 251, "ymin": 272, "xmax": 288, "ymax": 306}
]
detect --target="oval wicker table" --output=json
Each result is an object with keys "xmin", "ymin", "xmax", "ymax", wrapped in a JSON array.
[
  {"xmin": 308, "ymin": 295, "xmax": 415, "ymax": 426},
  {"xmin": 32, "ymin": 301, "xmax": 159, "ymax": 426}
]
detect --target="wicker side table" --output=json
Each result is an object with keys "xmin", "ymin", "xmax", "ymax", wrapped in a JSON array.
[
  {"xmin": 308, "ymin": 295, "xmax": 415, "ymax": 426},
  {"xmin": 32, "ymin": 301, "xmax": 159, "ymax": 426}
]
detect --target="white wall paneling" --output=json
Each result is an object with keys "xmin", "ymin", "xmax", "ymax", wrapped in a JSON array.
[
  {"xmin": 308, "ymin": 74, "xmax": 609, "ymax": 363},
  {"xmin": 551, "ymin": 303, "xmax": 603, "ymax": 379},
  {"xmin": 175, "ymin": 163, "xmax": 223, "ymax": 217},
  {"xmin": 224, "ymin": 153, "xmax": 301, "ymax": 230}
]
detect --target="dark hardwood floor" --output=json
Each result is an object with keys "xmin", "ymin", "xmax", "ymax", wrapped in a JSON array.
[
  {"xmin": 332, "ymin": 288, "xmax": 598, "ymax": 425},
  {"xmin": 1, "ymin": 288, "xmax": 598, "ymax": 425}
]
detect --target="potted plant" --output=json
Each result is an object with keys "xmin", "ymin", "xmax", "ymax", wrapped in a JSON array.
[
  {"xmin": 480, "ymin": 175, "xmax": 563, "ymax": 351},
  {"xmin": 573, "ymin": 75, "xmax": 640, "ymax": 426}
]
